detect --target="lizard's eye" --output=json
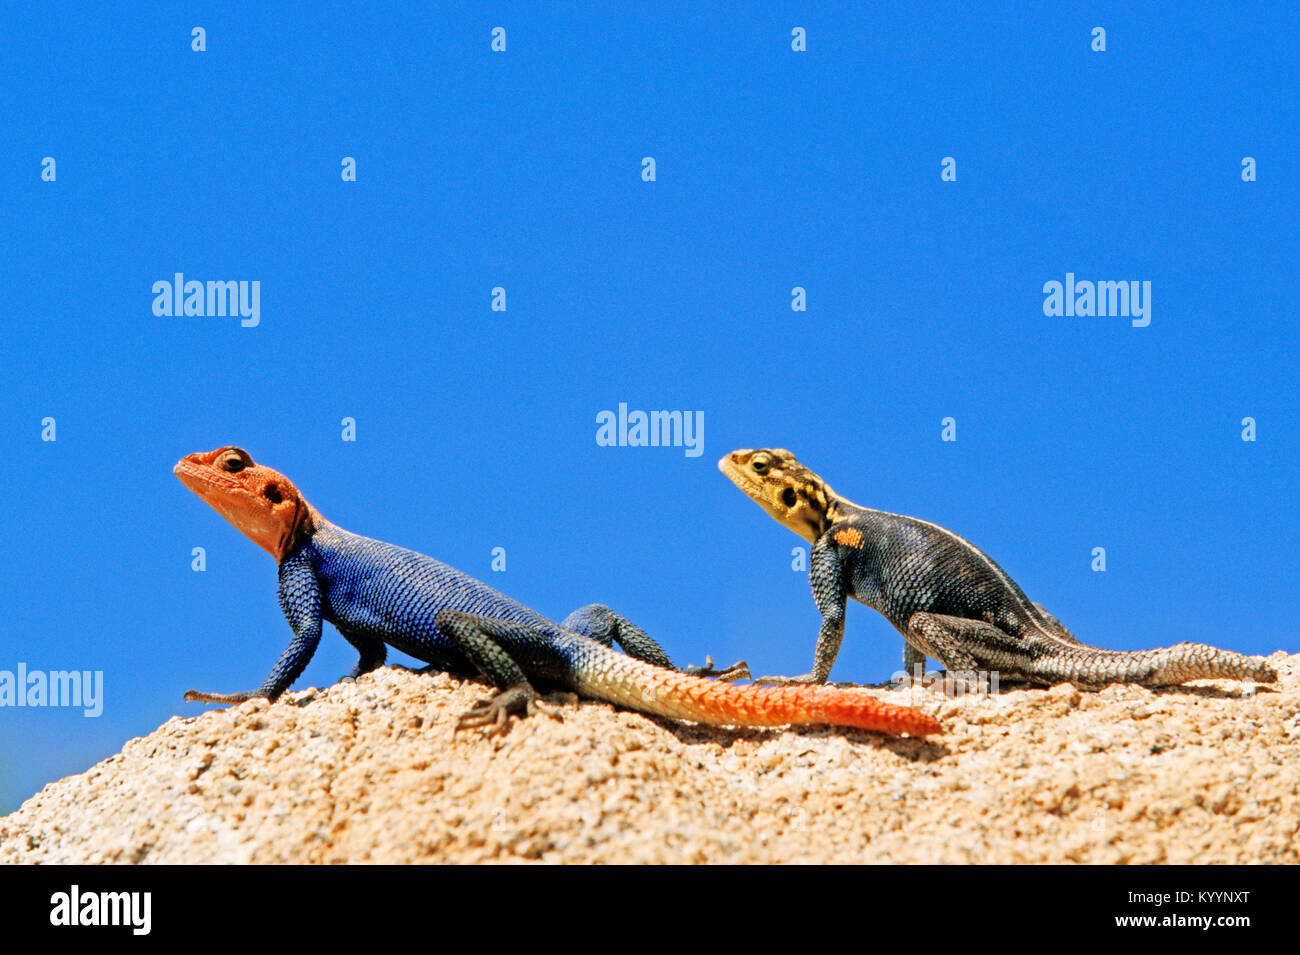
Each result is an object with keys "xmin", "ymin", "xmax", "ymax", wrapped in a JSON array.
[
  {"xmin": 782, "ymin": 488, "xmax": 798, "ymax": 508},
  {"xmin": 263, "ymin": 484, "xmax": 283, "ymax": 504},
  {"xmin": 222, "ymin": 454, "xmax": 245, "ymax": 473},
  {"xmin": 753, "ymin": 458, "xmax": 769, "ymax": 475}
]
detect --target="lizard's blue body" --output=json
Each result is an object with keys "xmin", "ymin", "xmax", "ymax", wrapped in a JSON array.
[{"xmin": 266, "ymin": 519, "xmax": 654, "ymax": 698}]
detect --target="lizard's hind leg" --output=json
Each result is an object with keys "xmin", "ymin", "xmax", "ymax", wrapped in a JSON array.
[
  {"xmin": 905, "ymin": 612, "xmax": 1016, "ymax": 693},
  {"xmin": 1031, "ymin": 603, "xmax": 1085, "ymax": 645},
  {"xmin": 561, "ymin": 603, "xmax": 749, "ymax": 681},
  {"xmin": 435, "ymin": 610, "xmax": 562, "ymax": 735},
  {"xmin": 337, "ymin": 628, "xmax": 387, "ymax": 682},
  {"xmin": 562, "ymin": 604, "xmax": 671, "ymax": 665}
]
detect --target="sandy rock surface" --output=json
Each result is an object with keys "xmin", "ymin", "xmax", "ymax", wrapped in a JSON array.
[{"xmin": 3, "ymin": 655, "xmax": 1297, "ymax": 864}]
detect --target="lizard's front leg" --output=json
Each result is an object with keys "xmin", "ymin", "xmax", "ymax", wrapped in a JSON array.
[
  {"xmin": 186, "ymin": 551, "xmax": 323, "ymax": 704},
  {"xmin": 561, "ymin": 603, "xmax": 749, "ymax": 681},
  {"xmin": 754, "ymin": 536, "xmax": 846, "ymax": 685}
]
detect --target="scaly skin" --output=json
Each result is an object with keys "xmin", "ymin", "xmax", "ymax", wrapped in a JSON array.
[
  {"xmin": 720, "ymin": 448, "xmax": 1277, "ymax": 689},
  {"xmin": 174, "ymin": 447, "xmax": 942, "ymax": 737}
]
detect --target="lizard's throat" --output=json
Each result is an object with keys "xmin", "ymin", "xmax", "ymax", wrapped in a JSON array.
[{"xmin": 201, "ymin": 493, "xmax": 316, "ymax": 562}]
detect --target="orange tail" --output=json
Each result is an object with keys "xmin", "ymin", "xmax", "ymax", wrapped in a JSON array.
[
  {"xmin": 680, "ymin": 679, "xmax": 943, "ymax": 736},
  {"xmin": 578, "ymin": 654, "xmax": 942, "ymax": 736}
]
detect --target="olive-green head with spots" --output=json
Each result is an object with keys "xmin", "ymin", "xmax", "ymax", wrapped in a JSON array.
[{"xmin": 718, "ymin": 448, "xmax": 845, "ymax": 543}]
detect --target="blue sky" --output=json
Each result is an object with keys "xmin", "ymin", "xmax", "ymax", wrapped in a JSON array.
[{"xmin": 1, "ymin": 3, "xmax": 1296, "ymax": 812}]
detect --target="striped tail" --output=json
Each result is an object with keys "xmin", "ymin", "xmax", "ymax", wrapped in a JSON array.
[
  {"xmin": 573, "ymin": 648, "xmax": 942, "ymax": 736},
  {"xmin": 1023, "ymin": 642, "xmax": 1277, "ymax": 687}
]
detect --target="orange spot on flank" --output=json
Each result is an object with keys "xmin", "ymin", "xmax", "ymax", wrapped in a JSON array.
[{"xmin": 834, "ymin": 527, "xmax": 864, "ymax": 548}]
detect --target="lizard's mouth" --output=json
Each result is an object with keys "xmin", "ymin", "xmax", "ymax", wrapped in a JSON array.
[
  {"xmin": 718, "ymin": 454, "xmax": 784, "ymax": 518},
  {"xmin": 175, "ymin": 454, "xmax": 270, "ymax": 520},
  {"xmin": 175, "ymin": 461, "xmax": 258, "ymax": 514},
  {"xmin": 717, "ymin": 453, "xmax": 767, "ymax": 502},
  {"xmin": 716, "ymin": 452, "xmax": 749, "ymax": 486},
  {"xmin": 174, "ymin": 458, "xmax": 241, "ymax": 495}
]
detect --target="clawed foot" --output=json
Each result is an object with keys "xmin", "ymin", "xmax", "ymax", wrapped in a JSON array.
[
  {"xmin": 684, "ymin": 655, "xmax": 751, "ymax": 682},
  {"xmin": 889, "ymin": 669, "xmax": 1002, "ymax": 696},
  {"xmin": 339, "ymin": 664, "xmax": 382, "ymax": 684},
  {"xmin": 184, "ymin": 688, "xmax": 270, "ymax": 705},
  {"xmin": 752, "ymin": 672, "xmax": 821, "ymax": 687},
  {"xmin": 889, "ymin": 666, "xmax": 929, "ymax": 690},
  {"xmin": 455, "ymin": 685, "xmax": 566, "ymax": 737}
]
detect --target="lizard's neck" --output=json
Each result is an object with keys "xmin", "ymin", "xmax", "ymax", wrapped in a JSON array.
[
  {"xmin": 782, "ymin": 480, "xmax": 856, "ymax": 544},
  {"xmin": 822, "ymin": 492, "xmax": 858, "ymax": 530},
  {"xmin": 276, "ymin": 498, "xmax": 322, "ymax": 560}
]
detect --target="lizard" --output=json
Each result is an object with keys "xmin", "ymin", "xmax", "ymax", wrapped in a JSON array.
[
  {"xmin": 173, "ymin": 446, "xmax": 943, "ymax": 736},
  {"xmin": 719, "ymin": 448, "xmax": 1278, "ymax": 689}
]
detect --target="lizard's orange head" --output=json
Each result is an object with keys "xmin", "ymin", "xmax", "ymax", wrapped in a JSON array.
[
  {"xmin": 174, "ymin": 447, "xmax": 316, "ymax": 561},
  {"xmin": 718, "ymin": 448, "xmax": 837, "ymax": 543}
]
